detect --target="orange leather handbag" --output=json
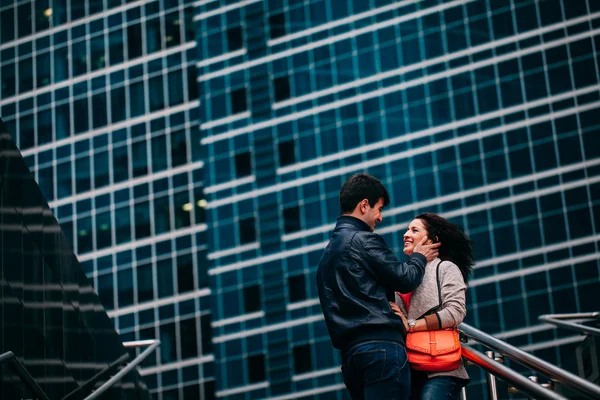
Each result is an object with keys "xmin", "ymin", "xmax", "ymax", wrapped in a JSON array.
[
  {"xmin": 405, "ymin": 328, "xmax": 462, "ymax": 371},
  {"xmin": 404, "ymin": 261, "xmax": 462, "ymax": 372}
]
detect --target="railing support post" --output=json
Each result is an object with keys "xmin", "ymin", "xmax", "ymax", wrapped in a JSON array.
[{"xmin": 485, "ymin": 351, "xmax": 499, "ymax": 400}]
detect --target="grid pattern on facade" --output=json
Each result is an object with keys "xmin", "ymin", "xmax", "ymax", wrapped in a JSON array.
[
  {"xmin": 4, "ymin": 0, "xmax": 600, "ymax": 398},
  {"xmin": 0, "ymin": 0, "xmax": 215, "ymax": 399},
  {"xmin": 197, "ymin": 0, "xmax": 600, "ymax": 398}
]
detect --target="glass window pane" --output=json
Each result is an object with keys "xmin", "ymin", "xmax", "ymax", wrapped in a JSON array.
[
  {"xmin": 149, "ymin": 75, "xmax": 164, "ymax": 111},
  {"xmin": 56, "ymin": 160, "xmax": 72, "ymax": 198},
  {"xmin": 174, "ymin": 191, "xmax": 191, "ymax": 229},
  {"xmin": 118, "ymin": 268, "xmax": 134, "ymax": 307},
  {"xmin": 137, "ymin": 263, "xmax": 154, "ymax": 303},
  {"xmin": 97, "ymin": 274, "xmax": 114, "ymax": 310},
  {"xmin": 53, "ymin": 0, "xmax": 67, "ymax": 24},
  {"xmin": 168, "ymin": 70, "xmax": 183, "ymax": 106},
  {"xmin": 132, "ymin": 141, "xmax": 148, "ymax": 177},
  {"xmin": 112, "ymin": 145, "xmax": 130, "ymax": 183},
  {"xmin": 1, "ymin": 8, "xmax": 15, "ymax": 43},
  {"xmin": 36, "ymin": 52, "xmax": 51, "ymax": 88},
  {"xmin": 135, "ymin": 201, "xmax": 151, "ymax": 239},
  {"xmin": 55, "ymin": 103, "xmax": 70, "ymax": 139},
  {"xmin": 151, "ymin": 135, "xmax": 168, "ymax": 172},
  {"xmin": 90, "ymin": 35, "xmax": 106, "ymax": 70},
  {"xmin": 54, "ymin": 46, "xmax": 69, "ymax": 83},
  {"xmin": 96, "ymin": 211, "xmax": 112, "ymax": 249},
  {"xmin": 37, "ymin": 109, "xmax": 52, "ymax": 145},
  {"xmin": 92, "ymin": 92, "xmax": 108, "ymax": 128},
  {"xmin": 170, "ymin": 129, "xmax": 187, "ymax": 167},
  {"xmin": 146, "ymin": 17, "xmax": 162, "ymax": 53},
  {"xmin": 235, "ymin": 151, "xmax": 251, "ymax": 177},
  {"xmin": 18, "ymin": 57, "xmax": 33, "ymax": 93},
  {"xmin": 227, "ymin": 26, "xmax": 242, "ymax": 51},
  {"xmin": 1, "ymin": 63, "xmax": 15, "ymax": 97},
  {"xmin": 115, "ymin": 207, "xmax": 131, "ymax": 244},
  {"xmin": 72, "ymin": 41, "xmax": 88, "ymax": 76},
  {"xmin": 38, "ymin": 165, "xmax": 54, "ymax": 201},
  {"xmin": 160, "ymin": 322, "xmax": 176, "ymax": 363},
  {"xmin": 73, "ymin": 98, "xmax": 89, "ymax": 134},
  {"xmin": 179, "ymin": 317, "xmax": 198, "ymax": 359},
  {"xmin": 18, "ymin": 3, "xmax": 32, "ymax": 38},
  {"xmin": 158, "ymin": 259, "xmax": 174, "ymax": 298},
  {"xmin": 129, "ymin": 81, "xmax": 145, "ymax": 117},
  {"xmin": 77, "ymin": 216, "xmax": 93, "ymax": 253},
  {"xmin": 111, "ymin": 86, "xmax": 126, "ymax": 123},
  {"xmin": 94, "ymin": 150, "xmax": 110, "ymax": 188},
  {"xmin": 109, "ymin": 29, "xmax": 124, "ymax": 65},
  {"xmin": 243, "ymin": 285, "xmax": 261, "ymax": 312},
  {"xmin": 177, "ymin": 254, "xmax": 194, "ymax": 293},
  {"xmin": 154, "ymin": 195, "xmax": 171, "ymax": 234},
  {"xmin": 165, "ymin": 11, "xmax": 181, "ymax": 47},
  {"xmin": 127, "ymin": 23, "xmax": 143, "ymax": 59},
  {"xmin": 75, "ymin": 156, "xmax": 91, "ymax": 193}
]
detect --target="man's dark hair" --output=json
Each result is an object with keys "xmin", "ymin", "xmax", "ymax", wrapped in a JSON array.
[{"xmin": 339, "ymin": 173, "xmax": 390, "ymax": 214}]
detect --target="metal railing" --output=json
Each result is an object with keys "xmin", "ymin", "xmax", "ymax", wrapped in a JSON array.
[
  {"xmin": 1, "ymin": 340, "xmax": 158, "ymax": 400},
  {"xmin": 460, "ymin": 344, "xmax": 567, "ymax": 400},
  {"xmin": 83, "ymin": 339, "xmax": 160, "ymax": 400},
  {"xmin": 0, "ymin": 351, "xmax": 50, "ymax": 400},
  {"xmin": 459, "ymin": 322, "xmax": 600, "ymax": 399},
  {"xmin": 61, "ymin": 353, "xmax": 131, "ymax": 400},
  {"xmin": 539, "ymin": 312, "xmax": 600, "ymax": 337}
]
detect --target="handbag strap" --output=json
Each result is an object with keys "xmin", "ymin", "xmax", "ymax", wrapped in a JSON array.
[
  {"xmin": 436, "ymin": 259, "xmax": 443, "ymax": 307},
  {"xmin": 429, "ymin": 330, "xmax": 437, "ymax": 355},
  {"xmin": 418, "ymin": 259, "xmax": 444, "ymax": 320}
]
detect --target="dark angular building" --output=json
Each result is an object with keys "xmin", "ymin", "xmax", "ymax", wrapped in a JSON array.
[{"xmin": 0, "ymin": 118, "xmax": 150, "ymax": 399}]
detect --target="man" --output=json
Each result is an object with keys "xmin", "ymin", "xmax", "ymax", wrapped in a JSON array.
[{"xmin": 317, "ymin": 173, "xmax": 440, "ymax": 399}]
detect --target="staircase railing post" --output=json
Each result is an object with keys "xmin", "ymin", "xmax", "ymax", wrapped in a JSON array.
[{"xmin": 485, "ymin": 351, "xmax": 499, "ymax": 400}]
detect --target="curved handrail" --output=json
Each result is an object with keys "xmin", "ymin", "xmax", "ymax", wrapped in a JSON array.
[
  {"xmin": 539, "ymin": 312, "xmax": 600, "ymax": 337},
  {"xmin": 461, "ymin": 344, "xmax": 567, "ymax": 400},
  {"xmin": 459, "ymin": 322, "xmax": 600, "ymax": 399},
  {"xmin": 0, "ymin": 351, "xmax": 50, "ymax": 400},
  {"xmin": 83, "ymin": 340, "xmax": 160, "ymax": 400}
]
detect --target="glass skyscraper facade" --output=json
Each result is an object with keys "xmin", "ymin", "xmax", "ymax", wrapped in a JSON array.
[
  {"xmin": 197, "ymin": 0, "xmax": 600, "ymax": 398},
  {"xmin": 0, "ymin": 0, "xmax": 213, "ymax": 399},
  {"xmin": 2, "ymin": 0, "xmax": 600, "ymax": 399}
]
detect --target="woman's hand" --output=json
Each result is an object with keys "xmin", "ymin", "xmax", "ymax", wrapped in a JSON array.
[{"xmin": 389, "ymin": 301, "xmax": 409, "ymax": 331}]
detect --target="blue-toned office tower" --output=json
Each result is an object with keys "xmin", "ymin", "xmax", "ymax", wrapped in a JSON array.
[
  {"xmin": 0, "ymin": 0, "xmax": 214, "ymax": 399},
  {"xmin": 197, "ymin": 0, "xmax": 600, "ymax": 398}
]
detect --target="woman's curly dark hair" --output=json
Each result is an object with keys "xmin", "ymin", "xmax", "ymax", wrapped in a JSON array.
[{"xmin": 415, "ymin": 213, "xmax": 474, "ymax": 283}]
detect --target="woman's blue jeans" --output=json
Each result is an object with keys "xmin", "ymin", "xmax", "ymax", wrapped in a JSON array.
[
  {"xmin": 341, "ymin": 340, "xmax": 410, "ymax": 400},
  {"xmin": 410, "ymin": 370, "xmax": 468, "ymax": 400}
]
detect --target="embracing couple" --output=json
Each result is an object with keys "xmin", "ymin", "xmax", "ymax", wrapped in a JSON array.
[{"xmin": 317, "ymin": 173, "xmax": 474, "ymax": 399}]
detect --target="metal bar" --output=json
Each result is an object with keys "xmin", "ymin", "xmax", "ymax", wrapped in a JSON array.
[
  {"xmin": 0, "ymin": 351, "xmax": 50, "ymax": 400},
  {"xmin": 539, "ymin": 312, "xmax": 600, "ymax": 320},
  {"xmin": 123, "ymin": 339, "xmax": 158, "ymax": 348},
  {"xmin": 539, "ymin": 314, "xmax": 600, "ymax": 337},
  {"xmin": 459, "ymin": 386, "xmax": 467, "ymax": 400},
  {"xmin": 461, "ymin": 345, "xmax": 567, "ymax": 400},
  {"xmin": 459, "ymin": 323, "xmax": 600, "ymax": 399},
  {"xmin": 83, "ymin": 340, "xmax": 160, "ymax": 400},
  {"xmin": 61, "ymin": 353, "xmax": 131, "ymax": 400},
  {"xmin": 485, "ymin": 351, "xmax": 499, "ymax": 400}
]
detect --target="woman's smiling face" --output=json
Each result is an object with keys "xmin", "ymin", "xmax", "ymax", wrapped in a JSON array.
[{"xmin": 403, "ymin": 219, "xmax": 431, "ymax": 255}]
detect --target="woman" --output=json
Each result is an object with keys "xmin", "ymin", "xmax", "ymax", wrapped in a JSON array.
[{"xmin": 389, "ymin": 212, "xmax": 474, "ymax": 400}]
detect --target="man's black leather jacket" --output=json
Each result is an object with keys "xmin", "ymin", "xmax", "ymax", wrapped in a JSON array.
[{"xmin": 317, "ymin": 216, "xmax": 427, "ymax": 350}]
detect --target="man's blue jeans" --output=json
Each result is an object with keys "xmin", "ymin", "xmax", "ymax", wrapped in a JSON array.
[{"xmin": 341, "ymin": 340, "xmax": 410, "ymax": 400}]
